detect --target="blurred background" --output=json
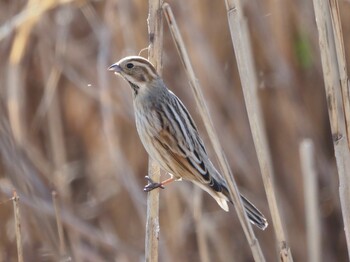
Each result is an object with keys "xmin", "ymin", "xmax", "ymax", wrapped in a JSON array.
[{"xmin": 0, "ymin": 0, "xmax": 349, "ymax": 261}]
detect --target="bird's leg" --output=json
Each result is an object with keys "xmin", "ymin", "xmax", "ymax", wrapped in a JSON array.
[{"xmin": 144, "ymin": 175, "xmax": 176, "ymax": 192}]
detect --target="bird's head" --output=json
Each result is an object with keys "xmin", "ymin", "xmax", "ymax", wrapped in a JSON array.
[{"xmin": 108, "ymin": 56, "xmax": 159, "ymax": 95}]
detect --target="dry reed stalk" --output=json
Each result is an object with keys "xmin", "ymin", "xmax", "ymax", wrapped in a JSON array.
[
  {"xmin": 8, "ymin": 27, "xmax": 27, "ymax": 144},
  {"xmin": 299, "ymin": 140, "xmax": 321, "ymax": 262},
  {"xmin": 145, "ymin": 0, "xmax": 164, "ymax": 261},
  {"xmin": 6, "ymin": 7, "xmax": 25, "ymax": 147},
  {"xmin": 223, "ymin": 0, "xmax": 293, "ymax": 261},
  {"xmin": 162, "ymin": 3, "xmax": 265, "ymax": 261},
  {"xmin": 328, "ymin": 0, "xmax": 350, "ymax": 149},
  {"xmin": 45, "ymin": 69, "xmax": 68, "ymax": 196},
  {"xmin": 12, "ymin": 190, "xmax": 23, "ymax": 262},
  {"xmin": 312, "ymin": 0, "xmax": 350, "ymax": 258},
  {"xmin": 52, "ymin": 191, "xmax": 67, "ymax": 259}
]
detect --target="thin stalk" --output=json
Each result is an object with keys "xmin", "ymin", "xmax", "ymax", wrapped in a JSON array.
[
  {"xmin": 52, "ymin": 191, "xmax": 67, "ymax": 259},
  {"xmin": 145, "ymin": 0, "xmax": 164, "ymax": 261},
  {"xmin": 162, "ymin": 3, "xmax": 265, "ymax": 261},
  {"xmin": 312, "ymin": 0, "xmax": 350, "ymax": 257},
  {"xmin": 299, "ymin": 139, "xmax": 321, "ymax": 262},
  {"xmin": 328, "ymin": 0, "xmax": 350, "ymax": 149},
  {"xmin": 12, "ymin": 190, "xmax": 23, "ymax": 262},
  {"xmin": 223, "ymin": 0, "xmax": 293, "ymax": 261}
]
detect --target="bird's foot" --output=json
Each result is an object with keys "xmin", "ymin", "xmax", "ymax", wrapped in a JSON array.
[{"xmin": 144, "ymin": 176, "xmax": 165, "ymax": 192}]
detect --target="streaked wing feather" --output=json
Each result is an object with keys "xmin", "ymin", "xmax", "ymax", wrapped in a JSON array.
[{"xmin": 154, "ymin": 92, "xmax": 222, "ymax": 191}]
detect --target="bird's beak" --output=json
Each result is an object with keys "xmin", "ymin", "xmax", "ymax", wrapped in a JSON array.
[{"xmin": 108, "ymin": 63, "xmax": 122, "ymax": 73}]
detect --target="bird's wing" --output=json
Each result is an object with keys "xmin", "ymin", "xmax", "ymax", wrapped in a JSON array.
[{"xmin": 153, "ymin": 92, "xmax": 224, "ymax": 192}]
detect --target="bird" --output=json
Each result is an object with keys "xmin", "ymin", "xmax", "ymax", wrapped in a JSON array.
[{"xmin": 108, "ymin": 56, "xmax": 268, "ymax": 230}]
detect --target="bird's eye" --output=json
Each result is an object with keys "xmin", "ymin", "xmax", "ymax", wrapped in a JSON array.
[{"xmin": 126, "ymin": 63, "xmax": 134, "ymax": 69}]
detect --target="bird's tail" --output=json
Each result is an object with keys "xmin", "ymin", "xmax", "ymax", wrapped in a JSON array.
[
  {"xmin": 240, "ymin": 194, "xmax": 268, "ymax": 230},
  {"xmin": 219, "ymin": 184, "xmax": 268, "ymax": 230},
  {"xmin": 213, "ymin": 190, "xmax": 268, "ymax": 230},
  {"xmin": 194, "ymin": 178, "xmax": 268, "ymax": 230}
]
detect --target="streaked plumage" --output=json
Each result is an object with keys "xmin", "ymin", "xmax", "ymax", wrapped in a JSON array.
[{"xmin": 109, "ymin": 56, "xmax": 268, "ymax": 230}]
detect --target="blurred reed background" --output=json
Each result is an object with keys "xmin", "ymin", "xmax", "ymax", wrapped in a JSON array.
[{"xmin": 0, "ymin": 0, "xmax": 349, "ymax": 261}]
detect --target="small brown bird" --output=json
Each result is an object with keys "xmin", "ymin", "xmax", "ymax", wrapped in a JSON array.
[{"xmin": 109, "ymin": 56, "xmax": 268, "ymax": 230}]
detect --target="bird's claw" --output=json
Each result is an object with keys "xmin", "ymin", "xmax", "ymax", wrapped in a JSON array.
[{"xmin": 144, "ymin": 176, "xmax": 165, "ymax": 192}]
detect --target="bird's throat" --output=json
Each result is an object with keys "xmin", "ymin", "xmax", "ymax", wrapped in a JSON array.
[{"xmin": 128, "ymin": 81, "xmax": 139, "ymax": 96}]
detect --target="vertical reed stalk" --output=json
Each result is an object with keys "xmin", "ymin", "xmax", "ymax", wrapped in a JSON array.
[
  {"xmin": 223, "ymin": 0, "xmax": 293, "ymax": 261},
  {"xmin": 145, "ymin": 0, "xmax": 164, "ymax": 261},
  {"xmin": 312, "ymin": 0, "xmax": 350, "ymax": 258},
  {"xmin": 328, "ymin": 0, "xmax": 350, "ymax": 149},
  {"xmin": 52, "ymin": 191, "xmax": 67, "ymax": 259},
  {"xmin": 300, "ymin": 139, "xmax": 321, "ymax": 262},
  {"xmin": 13, "ymin": 190, "xmax": 24, "ymax": 262}
]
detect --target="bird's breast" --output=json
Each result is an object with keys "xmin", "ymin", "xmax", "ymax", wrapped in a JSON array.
[{"xmin": 134, "ymin": 105, "xmax": 161, "ymax": 152}]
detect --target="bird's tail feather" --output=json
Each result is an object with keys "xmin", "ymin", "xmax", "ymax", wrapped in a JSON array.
[
  {"xmin": 240, "ymin": 194, "xmax": 268, "ymax": 230},
  {"xmin": 195, "ymin": 180, "xmax": 268, "ymax": 230},
  {"xmin": 220, "ymin": 185, "xmax": 268, "ymax": 230}
]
